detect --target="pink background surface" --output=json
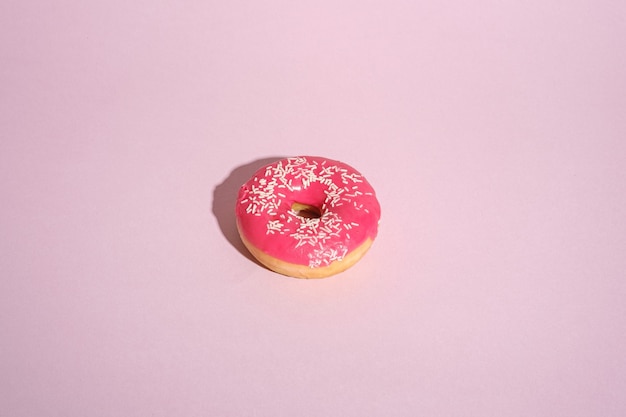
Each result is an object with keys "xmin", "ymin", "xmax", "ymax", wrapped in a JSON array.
[{"xmin": 1, "ymin": 1, "xmax": 625, "ymax": 416}]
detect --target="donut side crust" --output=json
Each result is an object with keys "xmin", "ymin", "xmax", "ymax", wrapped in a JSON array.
[{"xmin": 237, "ymin": 224, "xmax": 374, "ymax": 279}]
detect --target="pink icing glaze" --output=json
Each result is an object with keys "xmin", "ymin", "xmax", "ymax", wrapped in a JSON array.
[{"xmin": 235, "ymin": 156, "xmax": 381, "ymax": 268}]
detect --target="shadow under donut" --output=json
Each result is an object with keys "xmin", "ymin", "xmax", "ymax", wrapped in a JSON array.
[{"xmin": 212, "ymin": 156, "xmax": 286, "ymax": 264}]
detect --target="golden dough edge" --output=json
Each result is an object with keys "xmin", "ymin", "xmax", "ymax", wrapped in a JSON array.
[{"xmin": 236, "ymin": 221, "xmax": 374, "ymax": 279}]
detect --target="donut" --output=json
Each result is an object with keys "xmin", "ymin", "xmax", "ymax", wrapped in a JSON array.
[{"xmin": 235, "ymin": 156, "xmax": 381, "ymax": 278}]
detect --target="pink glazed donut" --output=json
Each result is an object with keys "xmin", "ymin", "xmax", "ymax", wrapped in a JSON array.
[{"xmin": 235, "ymin": 156, "xmax": 381, "ymax": 278}]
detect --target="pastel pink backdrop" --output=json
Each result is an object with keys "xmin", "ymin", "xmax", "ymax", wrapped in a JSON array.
[{"xmin": 1, "ymin": 1, "xmax": 625, "ymax": 416}]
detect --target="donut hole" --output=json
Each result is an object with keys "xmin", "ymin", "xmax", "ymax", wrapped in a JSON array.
[{"xmin": 291, "ymin": 202, "xmax": 322, "ymax": 219}]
